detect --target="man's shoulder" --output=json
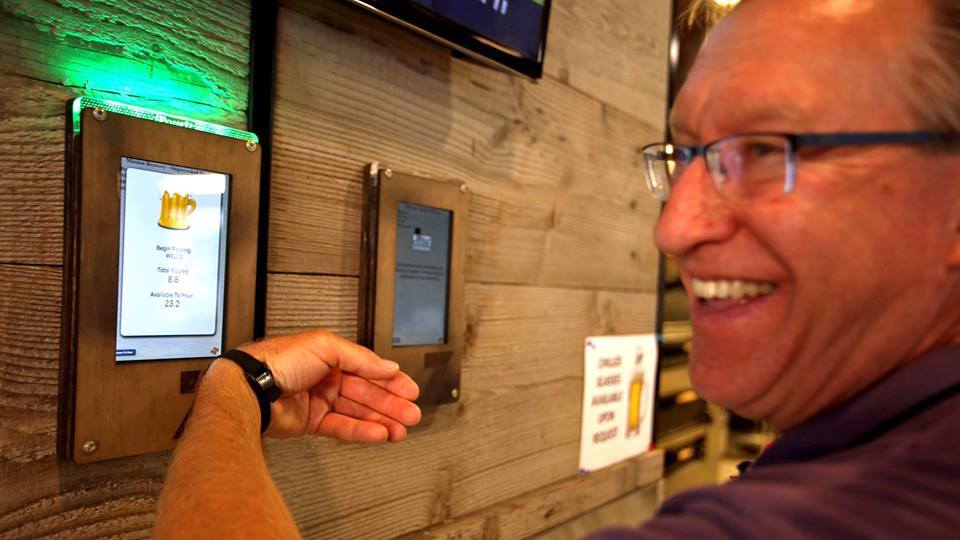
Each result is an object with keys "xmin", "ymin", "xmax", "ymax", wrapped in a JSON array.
[
  {"xmin": 593, "ymin": 398, "xmax": 960, "ymax": 540},
  {"xmin": 646, "ymin": 411, "xmax": 960, "ymax": 539}
]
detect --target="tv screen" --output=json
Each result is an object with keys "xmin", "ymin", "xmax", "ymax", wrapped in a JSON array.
[{"xmin": 345, "ymin": 0, "xmax": 551, "ymax": 79}]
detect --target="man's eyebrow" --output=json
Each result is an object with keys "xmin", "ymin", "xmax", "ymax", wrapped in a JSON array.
[
  {"xmin": 721, "ymin": 103, "xmax": 811, "ymax": 129},
  {"xmin": 667, "ymin": 103, "xmax": 812, "ymax": 142}
]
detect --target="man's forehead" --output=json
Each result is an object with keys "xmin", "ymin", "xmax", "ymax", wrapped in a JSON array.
[
  {"xmin": 668, "ymin": 56, "xmax": 833, "ymax": 141},
  {"xmin": 669, "ymin": 0, "xmax": 927, "ymax": 140}
]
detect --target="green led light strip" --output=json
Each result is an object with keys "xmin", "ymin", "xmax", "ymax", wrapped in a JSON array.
[{"xmin": 71, "ymin": 97, "xmax": 258, "ymax": 143}]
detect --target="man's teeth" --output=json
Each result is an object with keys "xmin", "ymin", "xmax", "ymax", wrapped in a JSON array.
[{"xmin": 690, "ymin": 278, "xmax": 775, "ymax": 300}]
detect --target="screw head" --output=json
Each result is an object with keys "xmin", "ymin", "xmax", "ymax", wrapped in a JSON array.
[
  {"xmin": 383, "ymin": 168, "xmax": 394, "ymax": 178},
  {"xmin": 459, "ymin": 183, "xmax": 468, "ymax": 193},
  {"xmin": 92, "ymin": 107, "xmax": 107, "ymax": 121},
  {"xmin": 451, "ymin": 388, "xmax": 460, "ymax": 399},
  {"xmin": 82, "ymin": 440, "xmax": 99, "ymax": 455},
  {"xmin": 245, "ymin": 140, "xmax": 258, "ymax": 152}
]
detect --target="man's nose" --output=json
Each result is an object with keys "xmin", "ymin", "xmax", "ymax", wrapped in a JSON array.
[{"xmin": 654, "ymin": 159, "xmax": 737, "ymax": 257}]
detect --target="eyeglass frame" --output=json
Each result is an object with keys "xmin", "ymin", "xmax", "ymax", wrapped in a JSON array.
[{"xmin": 641, "ymin": 131, "xmax": 958, "ymax": 201}]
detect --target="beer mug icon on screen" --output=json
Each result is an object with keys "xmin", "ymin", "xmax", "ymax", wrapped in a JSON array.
[{"xmin": 158, "ymin": 191, "xmax": 197, "ymax": 230}]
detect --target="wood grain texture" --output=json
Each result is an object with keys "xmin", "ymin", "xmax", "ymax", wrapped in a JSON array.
[
  {"xmin": 544, "ymin": 0, "xmax": 672, "ymax": 123},
  {"xmin": 266, "ymin": 273, "xmax": 359, "ymax": 338},
  {"xmin": 0, "ymin": 453, "xmax": 168, "ymax": 539},
  {"xmin": 0, "ymin": 75, "xmax": 71, "ymax": 265},
  {"xmin": 405, "ymin": 452, "xmax": 663, "ymax": 540},
  {"xmin": 0, "ymin": 264, "xmax": 61, "ymax": 464},
  {"xmin": 531, "ymin": 483, "xmax": 660, "ymax": 540},
  {"xmin": 255, "ymin": 275, "xmax": 657, "ymax": 539},
  {"xmin": 268, "ymin": 2, "xmax": 664, "ymax": 290},
  {"xmin": 0, "ymin": 0, "xmax": 250, "ymax": 126}
]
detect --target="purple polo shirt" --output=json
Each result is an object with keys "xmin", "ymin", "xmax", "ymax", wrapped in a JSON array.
[{"xmin": 590, "ymin": 344, "xmax": 960, "ymax": 539}]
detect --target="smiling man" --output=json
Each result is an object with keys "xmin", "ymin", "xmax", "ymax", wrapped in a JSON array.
[{"xmin": 592, "ymin": 0, "xmax": 960, "ymax": 537}]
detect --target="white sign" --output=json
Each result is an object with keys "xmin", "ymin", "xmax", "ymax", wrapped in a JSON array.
[{"xmin": 579, "ymin": 334, "xmax": 658, "ymax": 473}]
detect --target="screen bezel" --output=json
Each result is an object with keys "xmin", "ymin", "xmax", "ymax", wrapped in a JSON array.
[
  {"xmin": 59, "ymin": 104, "xmax": 260, "ymax": 462},
  {"xmin": 343, "ymin": 0, "xmax": 552, "ymax": 79},
  {"xmin": 359, "ymin": 164, "xmax": 468, "ymax": 406}
]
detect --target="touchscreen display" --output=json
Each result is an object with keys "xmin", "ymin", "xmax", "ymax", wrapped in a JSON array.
[
  {"xmin": 115, "ymin": 157, "xmax": 229, "ymax": 362},
  {"xmin": 393, "ymin": 202, "xmax": 452, "ymax": 346}
]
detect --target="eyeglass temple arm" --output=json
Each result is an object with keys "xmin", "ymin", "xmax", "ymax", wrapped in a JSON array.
[{"xmin": 793, "ymin": 131, "xmax": 954, "ymax": 148}]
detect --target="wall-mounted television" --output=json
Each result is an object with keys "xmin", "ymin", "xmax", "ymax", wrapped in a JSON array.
[{"xmin": 345, "ymin": 0, "xmax": 552, "ymax": 79}]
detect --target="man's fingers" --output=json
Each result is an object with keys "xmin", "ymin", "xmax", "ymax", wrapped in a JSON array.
[
  {"xmin": 315, "ymin": 413, "xmax": 390, "ymax": 443},
  {"xmin": 334, "ymin": 396, "xmax": 408, "ymax": 442},
  {"xmin": 304, "ymin": 332, "xmax": 401, "ymax": 381},
  {"xmin": 366, "ymin": 370, "xmax": 420, "ymax": 401},
  {"xmin": 341, "ymin": 374, "xmax": 422, "ymax": 426}
]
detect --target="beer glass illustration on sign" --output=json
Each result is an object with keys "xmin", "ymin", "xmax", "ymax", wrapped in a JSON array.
[
  {"xmin": 158, "ymin": 191, "xmax": 197, "ymax": 230},
  {"xmin": 626, "ymin": 347, "xmax": 646, "ymax": 437}
]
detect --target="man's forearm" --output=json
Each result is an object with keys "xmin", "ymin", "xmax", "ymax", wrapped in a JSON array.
[{"xmin": 154, "ymin": 359, "xmax": 300, "ymax": 539}]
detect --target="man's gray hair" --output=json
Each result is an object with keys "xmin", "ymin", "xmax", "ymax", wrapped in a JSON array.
[
  {"xmin": 904, "ymin": 1, "xmax": 960, "ymax": 132},
  {"xmin": 684, "ymin": 0, "xmax": 960, "ymax": 133}
]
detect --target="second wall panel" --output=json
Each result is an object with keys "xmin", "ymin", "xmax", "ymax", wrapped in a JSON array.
[{"xmin": 263, "ymin": 0, "xmax": 670, "ymax": 537}]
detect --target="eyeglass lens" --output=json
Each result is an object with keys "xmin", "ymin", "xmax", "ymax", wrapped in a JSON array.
[{"xmin": 643, "ymin": 135, "xmax": 792, "ymax": 201}]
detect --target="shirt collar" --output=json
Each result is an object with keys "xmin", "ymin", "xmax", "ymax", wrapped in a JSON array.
[{"xmin": 753, "ymin": 344, "xmax": 960, "ymax": 468}]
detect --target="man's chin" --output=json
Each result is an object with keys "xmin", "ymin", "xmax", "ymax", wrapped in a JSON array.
[{"xmin": 687, "ymin": 349, "xmax": 776, "ymax": 416}]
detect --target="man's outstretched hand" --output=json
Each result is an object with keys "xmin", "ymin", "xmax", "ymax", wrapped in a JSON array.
[{"xmin": 237, "ymin": 330, "xmax": 421, "ymax": 442}]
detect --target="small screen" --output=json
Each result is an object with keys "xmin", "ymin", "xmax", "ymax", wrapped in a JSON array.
[
  {"xmin": 115, "ymin": 157, "xmax": 229, "ymax": 362},
  {"xmin": 393, "ymin": 202, "xmax": 452, "ymax": 347}
]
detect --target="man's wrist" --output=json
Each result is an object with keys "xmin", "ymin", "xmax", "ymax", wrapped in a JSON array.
[{"xmin": 196, "ymin": 358, "xmax": 262, "ymax": 436}]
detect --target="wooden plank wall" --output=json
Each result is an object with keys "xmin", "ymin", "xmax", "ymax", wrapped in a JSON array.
[
  {"xmin": 0, "ymin": 0, "xmax": 251, "ymax": 537},
  {"xmin": 263, "ymin": 0, "xmax": 669, "ymax": 538},
  {"xmin": 0, "ymin": 0, "xmax": 670, "ymax": 537}
]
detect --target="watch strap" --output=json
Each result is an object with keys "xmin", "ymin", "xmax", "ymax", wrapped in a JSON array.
[{"xmin": 220, "ymin": 349, "xmax": 283, "ymax": 433}]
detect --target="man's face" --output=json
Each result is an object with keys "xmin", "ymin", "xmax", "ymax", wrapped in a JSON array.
[{"xmin": 660, "ymin": 0, "xmax": 960, "ymax": 429}]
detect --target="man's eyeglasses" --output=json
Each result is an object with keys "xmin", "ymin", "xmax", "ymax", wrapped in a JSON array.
[{"xmin": 641, "ymin": 131, "xmax": 957, "ymax": 202}]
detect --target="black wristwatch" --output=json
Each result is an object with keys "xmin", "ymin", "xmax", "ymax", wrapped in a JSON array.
[{"xmin": 220, "ymin": 349, "xmax": 283, "ymax": 433}]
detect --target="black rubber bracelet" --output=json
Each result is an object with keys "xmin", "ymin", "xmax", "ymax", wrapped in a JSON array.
[{"xmin": 220, "ymin": 349, "xmax": 282, "ymax": 434}]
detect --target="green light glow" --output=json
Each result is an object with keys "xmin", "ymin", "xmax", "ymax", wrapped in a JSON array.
[{"xmin": 72, "ymin": 97, "xmax": 258, "ymax": 143}]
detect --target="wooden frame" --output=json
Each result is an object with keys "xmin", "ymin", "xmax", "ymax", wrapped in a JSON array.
[
  {"xmin": 59, "ymin": 104, "xmax": 261, "ymax": 462},
  {"xmin": 359, "ymin": 163, "xmax": 468, "ymax": 406}
]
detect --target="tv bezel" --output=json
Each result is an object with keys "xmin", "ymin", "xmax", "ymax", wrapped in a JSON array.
[{"xmin": 344, "ymin": 0, "xmax": 552, "ymax": 79}]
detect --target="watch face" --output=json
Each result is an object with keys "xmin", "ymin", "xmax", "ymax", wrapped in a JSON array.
[{"xmin": 255, "ymin": 370, "xmax": 283, "ymax": 402}]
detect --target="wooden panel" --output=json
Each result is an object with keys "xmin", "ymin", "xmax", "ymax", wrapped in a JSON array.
[
  {"xmin": 256, "ymin": 275, "xmax": 657, "ymax": 538},
  {"xmin": 265, "ymin": 274, "xmax": 359, "ymax": 339},
  {"xmin": 0, "ymin": 75, "xmax": 72, "ymax": 265},
  {"xmin": 0, "ymin": 264, "xmax": 61, "ymax": 463},
  {"xmin": 543, "ymin": 0, "xmax": 672, "ymax": 123},
  {"xmin": 64, "ymin": 110, "xmax": 261, "ymax": 462},
  {"xmin": 0, "ymin": 454, "xmax": 167, "ymax": 539},
  {"xmin": 268, "ymin": 2, "xmax": 663, "ymax": 290},
  {"xmin": 365, "ymin": 170, "xmax": 469, "ymax": 406},
  {"xmin": 0, "ymin": 0, "xmax": 254, "ymax": 534},
  {"xmin": 0, "ymin": 0, "xmax": 250, "ymax": 126},
  {"xmin": 0, "ymin": 0, "xmax": 252, "ymax": 266},
  {"xmin": 531, "ymin": 484, "xmax": 660, "ymax": 540},
  {"xmin": 405, "ymin": 452, "xmax": 663, "ymax": 540}
]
